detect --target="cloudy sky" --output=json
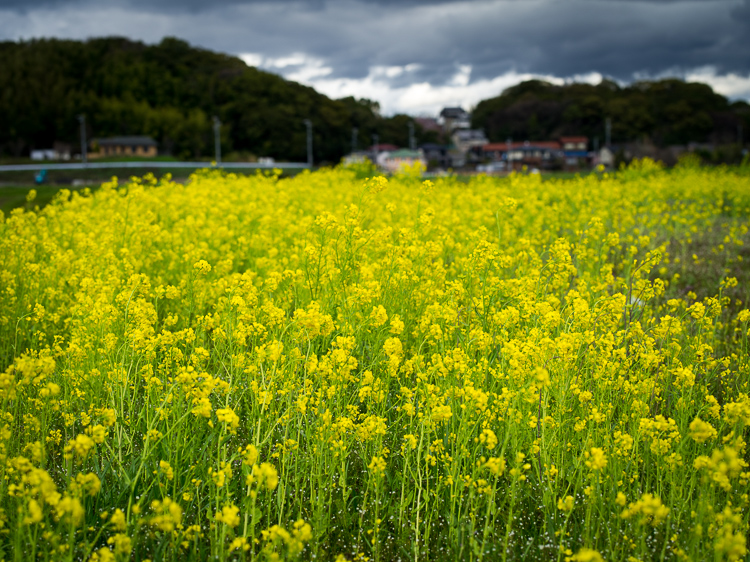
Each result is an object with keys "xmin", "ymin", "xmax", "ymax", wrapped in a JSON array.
[{"xmin": 2, "ymin": 0, "xmax": 750, "ymax": 115}]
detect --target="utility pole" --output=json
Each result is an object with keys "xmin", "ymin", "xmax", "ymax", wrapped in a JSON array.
[
  {"xmin": 304, "ymin": 119, "xmax": 313, "ymax": 168},
  {"xmin": 506, "ymin": 137, "xmax": 512, "ymax": 172},
  {"xmin": 605, "ymin": 117, "xmax": 612, "ymax": 148},
  {"xmin": 352, "ymin": 127, "xmax": 358, "ymax": 153},
  {"xmin": 408, "ymin": 121, "xmax": 416, "ymax": 151},
  {"xmin": 213, "ymin": 116, "xmax": 222, "ymax": 164},
  {"xmin": 77, "ymin": 114, "xmax": 87, "ymax": 165},
  {"xmin": 373, "ymin": 133, "xmax": 379, "ymax": 160},
  {"xmin": 739, "ymin": 123, "xmax": 743, "ymax": 147}
]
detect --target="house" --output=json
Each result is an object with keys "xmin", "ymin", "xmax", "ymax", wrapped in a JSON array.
[
  {"xmin": 378, "ymin": 149, "xmax": 427, "ymax": 173},
  {"xmin": 31, "ymin": 142, "xmax": 71, "ymax": 161},
  {"xmin": 90, "ymin": 136, "xmax": 158, "ymax": 158},
  {"xmin": 559, "ymin": 136, "xmax": 589, "ymax": 167},
  {"xmin": 481, "ymin": 137, "xmax": 592, "ymax": 170},
  {"xmin": 342, "ymin": 151, "xmax": 372, "ymax": 166},
  {"xmin": 451, "ymin": 129, "xmax": 489, "ymax": 161},
  {"xmin": 414, "ymin": 117, "xmax": 442, "ymax": 135},
  {"xmin": 366, "ymin": 143, "xmax": 398, "ymax": 164},
  {"xmin": 367, "ymin": 143, "xmax": 399, "ymax": 153},
  {"xmin": 31, "ymin": 149, "xmax": 60, "ymax": 161},
  {"xmin": 439, "ymin": 107, "xmax": 470, "ymax": 133},
  {"xmin": 450, "ymin": 128, "xmax": 489, "ymax": 168},
  {"xmin": 594, "ymin": 147, "xmax": 615, "ymax": 168},
  {"xmin": 420, "ymin": 143, "xmax": 451, "ymax": 170},
  {"xmin": 560, "ymin": 136, "xmax": 588, "ymax": 153},
  {"xmin": 476, "ymin": 161, "xmax": 507, "ymax": 173},
  {"xmin": 481, "ymin": 140, "xmax": 562, "ymax": 171},
  {"xmin": 448, "ymin": 148, "xmax": 468, "ymax": 169}
]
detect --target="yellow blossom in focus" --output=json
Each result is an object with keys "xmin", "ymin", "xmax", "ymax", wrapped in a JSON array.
[
  {"xmin": 193, "ymin": 260, "xmax": 212, "ymax": 274},
  {"xmin": 64, "ymin": 434, "xmax": 95, "ymax": 460},
  {"xmin": 110, "ymin": 509, "xmax": 127, "ymax": 531},
  {"xmin": 242, "ymin": 444, "xmax": 259, "ymax": 465},
  {"xmin": 585, "ymin": 447, "xmax": 607, "ymax": 471},
  {"xmin": 431, "ymin": 404, "xmax": 452, "ymax": 423},
  {"xmin": 89, "ymin": 548, "xmax": 116, "ymax": 562},
  {"xmin": 250, "ymin": 462, "xmax": 279, "ymax": 490},
  {"xmin": 230, "ymin": 537, "xmax": 250, "ymax": 552},
  {"xmin": 484, "ymin": 457, "xmax": 506, "ymax": 476},
  {"xmin": 107, "ymin": 533, "xmax": 133, "ymax": 556},
  {"xmin": 569, "ymin": 548, "xmax": 603, "ymax": 562},
  {"xmin": 368, "ymin": 455, "xmax": 387, "ymax": 476},
  {"xmin": 159, "ymin": 460, "xmax": 174, "ymax": 480},
  {"xmin": 621, "ymin": 493, "xmax": 670, "ymax": 525},
  {"xmin": 215, "ymin": 504, "xmax": 240, "ymax": 527},
  {"xmin": 557, "ymin": 495, "xmax": 574, "ymax": 512},
  {"xmin": 403, "ymin": 434, "xmax": 418, "ymax": 450},
  {"xmin": 216, "ymin": 407, "xmax": 240, "ymax": 432},
  {"xmin": 24, "ymin": 499, "xmax": 43, "ymax": 524},
  {"xmin": 370, "ymin": 305, "xmax": 388, "ymax": 327},
  {"xmin": 479, "ymin": 428, "xmax": 498, "ymax": 449},
  {"xmin": 149, "ymin": 497, "xmax": 182, "ymax": 533},
  {"xmin": 688, "ymin": 417, "xmax": 717, "ymax": 443}
]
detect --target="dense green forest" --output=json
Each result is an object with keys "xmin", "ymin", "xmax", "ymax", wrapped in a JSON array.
[
  {"xmin": 0, "ymin": 37, "xmax": 436, "ymax": 163},
  {"xmin": 472, "ymin": 79, "xmax": 750, "ymax": 147}
]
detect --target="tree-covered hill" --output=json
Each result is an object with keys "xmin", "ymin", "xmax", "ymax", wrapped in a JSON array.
[
  {"xmin": 4, "ymin": 37, "xmax": 748, "ymax": 162},
  {"xmin": 0, "ymin": 37, "xmax": 432, "ymax": 163},
  {"xmin": 472, "ymin": 78, "xmax": 750, "ymax": 147}
]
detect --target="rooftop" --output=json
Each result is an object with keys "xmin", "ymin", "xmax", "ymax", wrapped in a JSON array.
[
  {"xmin": 484, "ymin": 141, "xmax": 561, "ymax": 151},
  {"xmin": 368, "ymin": 143, "xmax": 399, "ymax": 152},
  {"xmin": 440, "ymin": 107, "xmax": 469, "ymax": 118},
  {"xmin": 453, "ymin": 129, "xmax": 487, "ymax": 140},
  {"xmin": 92, "ymin": 136, "xmax": 158, "ymax": 147},
  {"xmin": 386, "ymin": 149, "xmax": 423, "ymax": 158},
  {"xmin": 560, "ymin": 136, "xmax": 588, "ymax": 143}
]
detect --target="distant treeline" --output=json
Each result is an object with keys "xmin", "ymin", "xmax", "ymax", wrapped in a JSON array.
[
  {"xmin": 472, "ymin": 79, "xmax": 750, "ymax": 147},
  {"xmin": 3, "ymin": 37, "xmax": 749, "ymax": 162},
  {"xmin": 0, "ymin": 37, "xmax": 437, "ymax": 162}
]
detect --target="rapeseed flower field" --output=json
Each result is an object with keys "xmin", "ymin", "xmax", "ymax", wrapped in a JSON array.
[{"xmin": 1, "ymin": 159, "xmax": 749, "ymax": 561}]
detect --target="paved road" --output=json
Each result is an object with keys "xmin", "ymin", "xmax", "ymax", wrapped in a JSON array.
[{"xmin": 0, "ymin": 161, "xmax": 309, "ymax": 172}]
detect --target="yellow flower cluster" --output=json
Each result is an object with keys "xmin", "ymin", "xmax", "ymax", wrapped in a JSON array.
[
  {"xmin": 620, "ymin": 493, "xmax": 670, "ymax": 525},
  {"xmin": 0, "ymin": 161, "xmax": 749, "ymax": 560}
]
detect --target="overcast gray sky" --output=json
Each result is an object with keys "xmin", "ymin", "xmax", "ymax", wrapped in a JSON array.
[{"xmin": 2, "ymin": 0, "xmax": 749, "ymax": 115}]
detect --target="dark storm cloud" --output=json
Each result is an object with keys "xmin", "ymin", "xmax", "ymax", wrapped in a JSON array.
[
  {"xmin": 0, "ymin": 0, "xmax": 461, "ymax": 11},
  {"xmin": 0, "ymin": 0, "xmax": 748, "ymax": 89}
]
